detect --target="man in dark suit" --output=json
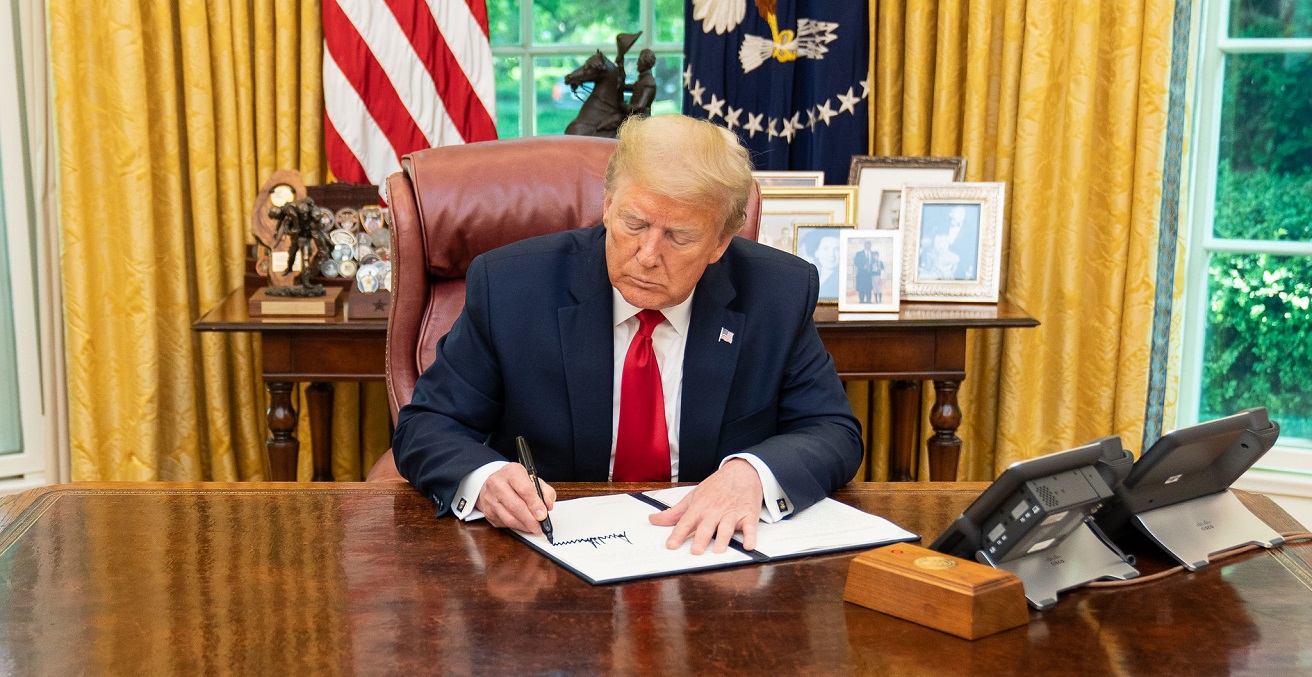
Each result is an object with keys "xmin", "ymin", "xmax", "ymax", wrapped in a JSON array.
[
  {"xmin": 394, "ymin": 115, "xmax": 862, "ymax": 555},
  {"xmin": 853, "ymin": 240, "xmax": 875, "ymax": 303}
]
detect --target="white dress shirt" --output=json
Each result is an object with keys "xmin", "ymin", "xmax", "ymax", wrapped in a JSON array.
[{"xmin": 452, "ymin": 288, "xmax": 794, "ymax": 524}]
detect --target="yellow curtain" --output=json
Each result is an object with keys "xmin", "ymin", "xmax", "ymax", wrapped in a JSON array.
[
  {"xmin": 51, "ymin": 0, "xmax": 389, "ymax": 481},
  {"xmin": 865, "ymin": 0, "xmax": 1172, "ymax": 479}
]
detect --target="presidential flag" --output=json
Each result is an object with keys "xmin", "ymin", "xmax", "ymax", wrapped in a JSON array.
[
  {"xmin": 323, "ymin": 0, "xmax": 498, "ymax": 185},
  {"xmin": 684, "ymin": 0, "xmax": 868, "ymax": 184}
]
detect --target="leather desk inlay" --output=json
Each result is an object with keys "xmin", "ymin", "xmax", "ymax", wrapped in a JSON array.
[{"xmin": 2, "ymin": 482, "xmax": 1305, "ymax": 675}]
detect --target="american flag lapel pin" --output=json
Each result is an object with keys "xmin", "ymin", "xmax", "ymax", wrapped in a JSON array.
[{"xmin": 718, "ymin": 327, "xmax": 734, "ymax": 344}]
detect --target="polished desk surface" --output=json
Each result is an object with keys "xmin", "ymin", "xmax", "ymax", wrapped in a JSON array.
[{"xmin": 1, "ymin": 482, "xmax": 1308, "ymax": 675}]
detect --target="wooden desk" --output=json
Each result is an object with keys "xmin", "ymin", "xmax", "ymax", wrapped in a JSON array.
[
  {"xmin": 195, "ymin": 288, "xmax": 1035, "ymax": 482},
  {"xmin": 1, "ymin": 482, "xmax": 1307, "ymax": 675}
]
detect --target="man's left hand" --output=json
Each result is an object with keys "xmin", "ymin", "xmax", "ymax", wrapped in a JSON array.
[{"xmin": 648, "ymin": 458, "xmax": 763, "ymax": 555}]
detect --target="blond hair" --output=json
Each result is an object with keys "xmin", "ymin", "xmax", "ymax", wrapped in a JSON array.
[{"xmin": 604, "ymin": 115, "xmax": 754, "ymax": 237}]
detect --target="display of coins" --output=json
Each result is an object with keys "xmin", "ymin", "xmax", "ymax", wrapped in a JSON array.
[
  {"xmin": 319, "ymin": 258, "xmax": 340, "ymax": 278},
  {"xmin": 331, "ymin": 242, "xmax": 354, "ymax": 262},
  {"xmin": 373, "ymin": 246, "xmax": 390, "ymax": 261},
  {"xmin": 339, "ymin": 259, "xmax": 358, "ymax": 277},
  {"xmin": 360, "ymin": 205, "xmax": 385, "ymax": 233},
  {"xmin": 378, "ymin": 261, "xmax": 393, "ymax": 292},
  {"xmin": 356, "ymin": 230, "xmax": 372, "ymax": 248},
  {"xmin": 359, "ymin": 254, "xmax": 381, "ymax": 267},
  {"xmin": 335, "ymin": 208, "xmax": 360, "ymax": 231},
  {"xmin": 356, "ymin": 243, "xmax": 374, "ymax": 260},
  {"xmin": 370, "ymin": 228, "xmax": 391, "ymax": 249}
]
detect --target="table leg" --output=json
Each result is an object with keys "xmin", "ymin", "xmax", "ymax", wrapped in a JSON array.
[
  {"xmin": 888, "ymin": 380, "xmax": 921, "ymax": 482},
  {"xmin": 266, "ymin": 382, "xmax": 298, "ymax": 481},
  {"xmin": 307, "ymin": 382, "xmax": 335, "ymax": 482},
  {"xmin": 928, "ymin": 379, "xmax": 963, "ymax": 481}
]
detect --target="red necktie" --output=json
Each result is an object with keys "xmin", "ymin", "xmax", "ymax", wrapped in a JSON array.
[{"xmin": 613, "ymin": 309, "xmax": 671, "ymax": 482}]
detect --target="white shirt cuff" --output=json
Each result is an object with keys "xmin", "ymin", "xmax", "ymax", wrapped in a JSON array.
[
  {"xmin": 452, "ymin": 461, "xmax": 510, "ymax": 521},
  {"xmin": 722, "ymin": 453, "xmax": 793, "ymax": 523}
]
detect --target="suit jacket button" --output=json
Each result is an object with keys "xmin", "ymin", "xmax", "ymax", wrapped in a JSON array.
[{"xmin": 434, "ymin": 497, "xmax": 445, "ymax": 511}]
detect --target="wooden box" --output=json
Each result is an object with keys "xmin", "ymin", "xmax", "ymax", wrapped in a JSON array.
[
  {"xmin": 346, "ymin": 289, "xmax": 392, "ymax": 320},
  {"xmin": 843, "ymin": 543, "xmax": 1028, "ymax": 640},
  {"xmin": 248, "ymin": 286, "xmax": 344, "ymax": 317}
]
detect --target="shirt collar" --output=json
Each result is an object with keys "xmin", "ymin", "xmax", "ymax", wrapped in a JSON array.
[{"xmin": 611, "ymin": 287, "xmax": 695, "ymax": 338}]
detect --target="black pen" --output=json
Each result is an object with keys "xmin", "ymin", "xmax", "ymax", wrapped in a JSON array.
[{"xmin": 516, "ymin": 436, "xmax": 554, "ymax": 544}]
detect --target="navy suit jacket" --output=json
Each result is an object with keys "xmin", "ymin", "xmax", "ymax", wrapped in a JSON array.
[{"xmin": 393, "ymin": 225, "xmax": 862, "ymax": 516}]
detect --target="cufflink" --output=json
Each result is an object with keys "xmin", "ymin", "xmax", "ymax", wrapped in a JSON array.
[
  {"xmin": 777, "ymin": 498, "xmax": 788, "ymax": 512},
  {"xmin": 456, "ymin": 498, "xmax": 467, "ymax": 513}
]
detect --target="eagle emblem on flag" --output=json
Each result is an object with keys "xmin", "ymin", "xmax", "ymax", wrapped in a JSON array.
[
  {"xmin": 692, "ymin": 0, "xmax": 840, "ymax": 73},
  {"xmin": 683, "ymin": 0, "xmax": 868, "ymax": 182}
]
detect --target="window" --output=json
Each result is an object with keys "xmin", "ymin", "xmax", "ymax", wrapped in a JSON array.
[
  {"xmin": 488, "ymin": 0, "xmax": 685, "ymax": 138},
  {"xmin": 0, "ymin": 1, "xmax": 49, "ymax": 487},
  {"xmin": 1181, "ymin": 2, "xmax": 1312, "ymax": 452}
]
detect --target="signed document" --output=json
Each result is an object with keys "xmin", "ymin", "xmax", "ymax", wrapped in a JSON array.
[{"xmin": 512, "ymin": 487, "xmax": 918, "ymax": 585}]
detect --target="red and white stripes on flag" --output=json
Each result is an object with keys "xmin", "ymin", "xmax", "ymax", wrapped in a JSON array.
[{"xmin": 323, "ymin": 0, "xmax": 498, "ymax": 185}]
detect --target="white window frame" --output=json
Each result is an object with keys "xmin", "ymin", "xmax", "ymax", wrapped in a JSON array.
[
  {"xmin": 1180, "ymin": 1, "xmax": 1312, "ymax": 479},
  {"xmin": 491, "ymin": 0, "xmax": 682, "ymax": 137},
  {"xmin": 0, "ymin": 0, "xmax": 51, "ymax": 489}
]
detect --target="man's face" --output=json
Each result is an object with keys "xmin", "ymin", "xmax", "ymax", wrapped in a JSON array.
[{"xmin": 604, "ymin": 180, "xmax": 732, "ymax": 310}]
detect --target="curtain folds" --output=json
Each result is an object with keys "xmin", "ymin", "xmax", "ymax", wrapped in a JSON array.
[
  {"xmin": 866, "ymin": 0, "xmax": 1172, "ymax": 479},
  {"xmin": 51, "ymin": 0, "xmax": 385, "ymax": 481}
]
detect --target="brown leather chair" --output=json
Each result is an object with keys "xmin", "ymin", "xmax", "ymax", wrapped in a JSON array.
[{"xmin": 366, "ymin": 135, "xmax": 761, "ymax": 482}]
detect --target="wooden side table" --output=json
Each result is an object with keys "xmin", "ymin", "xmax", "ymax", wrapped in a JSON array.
[
  {"xmin": 814, "ymin": 301, "xmax": 1038, "ymax": 481},
  {"xmin": 193, "ymin": 288, "xmax": 386, "ymax": 481},
  {"xmin": 195, "ymin": 288, "xmax": 1035, "ymax": 482}
]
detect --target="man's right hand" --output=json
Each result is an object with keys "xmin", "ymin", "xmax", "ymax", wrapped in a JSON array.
[{"xmin": 474, "ymin": 463, "xmax": 556, "ymax": 534}]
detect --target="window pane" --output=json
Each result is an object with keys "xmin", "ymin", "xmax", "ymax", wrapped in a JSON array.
[
  {"xmin": 535, "ymin": 55, "xmax": 590, "ymax": 136},
  {"xmin": 649, "ymin": 54, "xmax": 683, "ymax": 116},
  {"xmin": 0, "ymin": 187, "xmax": 20, "ymax": 453},
  {"xmin": 496, "ymin": 57, "xmax": 522, "ymax": 138},
  {"xmin": 533, "ymin": 0, "xmax": 639, "ymax": 45},
  {"xmin": 488, "ymin": 0, "xmax": 520, "ymax": 46},
  {"xmin": 653, "ymin": 0, "xmax": 685, "ymax": 44},
  {"xmin": 1229, "ymin": 0, "xmax": 1312, "ymax": 38},
  {"xmin": 1214, "ymin": 53, "xmax": 1312, "ymax": 241},
  {"xmin": 1200, "ymin": 253, "xmax": 1312, "ymax": 439}
]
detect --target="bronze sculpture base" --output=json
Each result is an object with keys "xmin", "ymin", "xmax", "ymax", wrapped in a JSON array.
[{"xmin": 265, "ymin": 284, "xmax": 326, "ymax": 298}]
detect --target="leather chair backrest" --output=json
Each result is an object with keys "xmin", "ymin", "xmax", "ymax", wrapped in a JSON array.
[{"xmin": 384, "ymin": 135, "xmax": 761, "ymax": 419}]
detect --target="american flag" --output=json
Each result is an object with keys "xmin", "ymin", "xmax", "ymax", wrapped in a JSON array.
[{"xmin": 323, "ymin": 0, "xmax": 498, "ymax": 185}]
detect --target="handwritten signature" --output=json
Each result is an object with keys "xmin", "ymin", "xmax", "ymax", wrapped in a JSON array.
[{"xmin": 554, "ymin": 531, "xmax": 633, "ymax": 548}]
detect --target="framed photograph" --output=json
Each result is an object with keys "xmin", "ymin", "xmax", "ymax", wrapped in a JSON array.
[
  {"xmin": 758, "ymin": 210, "xmax": 832, "ymax": 253},
  {"xmin": 900, "ymin": 183, "xmax": 1006, "ymax": 303},
  {"xmin": 838, "ymin": 230, "xmax": 901, "ymax": 313},
  {"xmin": 847, "ymin": 156, "xmax": 967, "ymax": 231},
  {"xmin": 760, "ymin": 186, "xmax": 857, "ymax": 222},
  {"xmin": 752, "ymin": 170, "xmax": 826, "ymax": 188},
  {"xmin": 793, "ymin": 223, "xmax": 856, "ymax": 304}
]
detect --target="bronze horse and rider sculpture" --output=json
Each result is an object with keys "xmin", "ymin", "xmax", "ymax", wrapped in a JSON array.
[{"xmin": 563, "ymin": 32, "xmax": 657, "ymax": 138}]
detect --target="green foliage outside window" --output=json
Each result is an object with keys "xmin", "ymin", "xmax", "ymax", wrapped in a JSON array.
[{"xmin": 1204, "ymin": 5, "xmax": 1312, "ymax": 438}]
